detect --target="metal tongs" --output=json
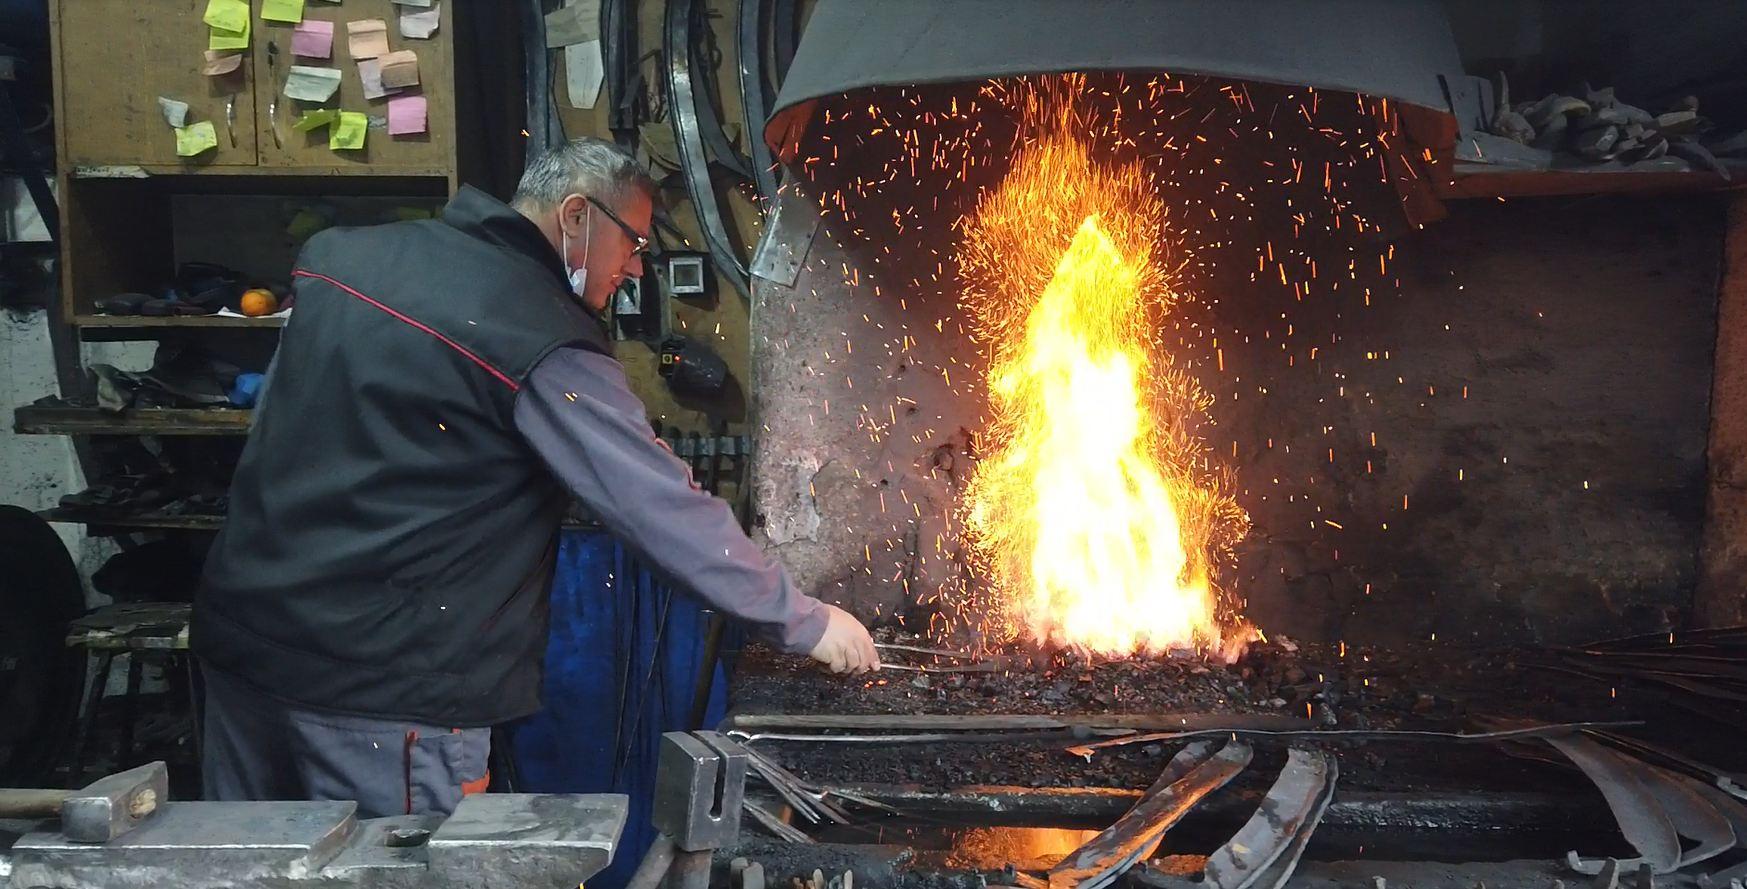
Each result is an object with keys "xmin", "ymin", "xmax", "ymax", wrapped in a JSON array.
[{"xmin": 872, "ymin": 642, "xmax": 1006, "ymax": 673}]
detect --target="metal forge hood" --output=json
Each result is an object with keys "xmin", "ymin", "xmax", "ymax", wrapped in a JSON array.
[{"xmin": 766, "ymin": 0, "xmax": 1465, "ymax": 158}]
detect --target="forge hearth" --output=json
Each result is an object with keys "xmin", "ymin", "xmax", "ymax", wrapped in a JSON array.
[
  {"xmin": 727, "ymin": 0, "xmax": 1747, "ymax": 884},
  {"xmin": 718, "ymin": 631, "xmax": 1747, "ymax": 887},
  {"xmin": 746, "ymin": 5, "xmax": 1720, "ymax": 651},
  {"xmin": 725, "ymin": 635, "xmax": 1641, "ymax": 793},
  {"xmin": 749, "ymin": 80, "xmax": 1718, "ymax": 649}
]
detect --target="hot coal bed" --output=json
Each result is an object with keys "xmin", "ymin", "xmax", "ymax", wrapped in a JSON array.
[{"xmin": 715, "ymin": 4, "xmax": 1747, "ymax": 888}]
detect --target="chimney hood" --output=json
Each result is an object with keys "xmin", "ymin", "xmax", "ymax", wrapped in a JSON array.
[{"xmin": 766, "ymin": 0, "xmax": 1466, "ymax": 157}]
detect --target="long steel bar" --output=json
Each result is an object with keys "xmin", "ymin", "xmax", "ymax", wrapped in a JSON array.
[
  {"xmin": 1065, "ymin": 720, "xmax": 1644, "ymax": 758},
  {"xmin": 873, "ymin": 642, "xmax": 985, "ymax": 660},
  {"xmin": 724, "ymin": 713, "xmax": 1316, "ymax": 733}
]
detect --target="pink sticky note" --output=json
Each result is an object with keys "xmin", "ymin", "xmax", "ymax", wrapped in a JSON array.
[
  {"xmin": 292, "ymin": 20, "xmax": 334, "ymax": 58},
  {"xmin": 387, "ymin": 95, "xmax": 428, "ymax": 135}
]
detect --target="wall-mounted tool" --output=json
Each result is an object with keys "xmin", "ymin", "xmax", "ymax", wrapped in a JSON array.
[
  {"xmin": 658, "ymin": 335, "xmax": 728, "ymax": 396},
  {"xmin": 611, "ymin": 276, "xmax": 666, "ymax": 342}
]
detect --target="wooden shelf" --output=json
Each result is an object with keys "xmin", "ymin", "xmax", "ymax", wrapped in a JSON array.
[
  {"xmin": 71, "ymin": 164, "xmax": 455, "ymax": 180},
  {"xmin": 13, "ymin": 405, "xmax": 253, "ymax": 436},
  {"xmin": 73, "ymin": 314, "xmax": 287, "ymax": 329},
  {"xmin": 1439, "ymin": 162, "xmax": 1745, "ymax": 200},
  {"xmin": 75, "ymin": 314, "xmax": 288, "ymax": 342},
  {"xmin": 39, "ymin": 507, "xmax": 223, "ymax": 533}
]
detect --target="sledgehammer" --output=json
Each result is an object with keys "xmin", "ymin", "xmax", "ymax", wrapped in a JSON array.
[{"xmin": 0, "ymin": 760, "xmax": 168, "ymax": 842}]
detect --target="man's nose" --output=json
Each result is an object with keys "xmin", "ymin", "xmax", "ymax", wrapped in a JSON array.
[{"xmin": 626, "ymin": 252, "xmax": 645, "ymax": 278}]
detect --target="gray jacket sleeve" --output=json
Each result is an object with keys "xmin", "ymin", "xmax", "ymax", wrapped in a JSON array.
[{"xmin": 513, "ymin": 346, "xmax": 829, "ymax": 655}]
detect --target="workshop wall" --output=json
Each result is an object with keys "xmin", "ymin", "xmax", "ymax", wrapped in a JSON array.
[
  {"xmin": 0, "ymin": 311, "xmax": 149, "ymax": 600},
  {"xmin": 550, "ymin": 0, "xmax": 785, "ymax": 436},
  {"xmin": 750, "ymin": 185, "xmax": 1724, "ymax": 649}
]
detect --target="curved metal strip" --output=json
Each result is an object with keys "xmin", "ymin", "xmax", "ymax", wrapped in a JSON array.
[
  {"xmin": 666, "ymin": 0, "xmax": 751, "ymax": 299},
  {"xmin": 1545, "ymin": 733, "xmax": 1681, "ymax": 875},
  {"xmin": 1246, "ymin": 755, "xmax": 1339, "ymax": 889},
  {"xmin": 738, "ymin": 0, "xmax": 781, "ymax": 206},
  {"xmin": 690, "ymin": 1, "xmax": 754, "ymax": 180},
  {"xmin": 1202, "ymin": 748, "xmax": 1336, "ymax": 889},
  {"xmin": 1647, "ymin": 766, "xmax": 1735, "ymax": 869},
  {"xmin": 1048, "ymin": 741, "xmax": 1252, "ymax": 889}
]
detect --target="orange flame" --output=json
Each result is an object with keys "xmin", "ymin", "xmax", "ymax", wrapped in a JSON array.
[{"xmin": 959, "ymin": 105, "xmax": 1249, "ymax": 657}]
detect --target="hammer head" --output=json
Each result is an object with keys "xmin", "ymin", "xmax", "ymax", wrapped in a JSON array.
[{"xmin": 62, "ymin": 760, "xmax": 169, "ymax": 843}]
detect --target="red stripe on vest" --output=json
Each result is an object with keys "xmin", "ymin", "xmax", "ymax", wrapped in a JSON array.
[{"xmin": 292, "ymin": 269, "xmax": 520, "ymax": 392}]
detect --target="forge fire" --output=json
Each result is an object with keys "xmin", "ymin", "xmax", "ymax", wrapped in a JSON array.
[{"xmin": 957, "ymin": 95, "xmax": 1249, "ymax": 659}]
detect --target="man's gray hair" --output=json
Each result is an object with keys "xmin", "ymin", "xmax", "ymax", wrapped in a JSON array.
[{"xmin": 511, "ymin": 138, "xmax": 657, "ymax": 210}]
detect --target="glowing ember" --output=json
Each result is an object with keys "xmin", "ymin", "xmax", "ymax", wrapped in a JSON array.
[{"xmin": 958, "ymin": 106, "xmax": 1249, "ymax": 657}]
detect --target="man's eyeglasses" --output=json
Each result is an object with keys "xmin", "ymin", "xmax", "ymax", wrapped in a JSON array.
[{"xmin": 586, "ymin": 197, "xmax": 651, "ymax": 254}]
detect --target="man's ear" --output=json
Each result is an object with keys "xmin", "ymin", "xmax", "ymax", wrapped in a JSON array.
[{"xmin": 558, "ymin": 194, "xmax": 589, "ymax": 237}]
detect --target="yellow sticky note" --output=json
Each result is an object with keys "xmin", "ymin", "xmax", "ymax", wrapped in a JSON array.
[
  {"xmin": 292, "ymin": 109, "xmax": 338, "ymax": 132},
  {"xmin": 202, "ymin": 0, "xmax": 249, "ymax": 32},
  {"xmin": 209, "ymin": 17, "xmax": 250, "ymax": 51},
  {"xmin": 175, "ymin": 122, "xmax": 219, "ymax": 157},
  {"xmin": 330, "ymin": 111, "xmax": 367, "ymax": 150},
  {"xmin": 262, "ymin": 0, "xmax": 305, "ymax": 23}
]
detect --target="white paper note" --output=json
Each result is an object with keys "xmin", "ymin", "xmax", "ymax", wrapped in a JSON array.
[
  {"xmin": 283, "ymin": 65, "xmax": 343, "ymax": 102},
  {"xmin": 358, "ymin": 58, "xmax": 400, "ymax": 100},
  {"xmin": 564, "ymin": 40, "xmax": 604, "ymax": 109},
  {"xmin": 158, "ymin": 97, "xmax": 190, "ymax": 128},
  {"xmin": 399, "ymin": 2, "xmax": 440, "ymax": 38}
]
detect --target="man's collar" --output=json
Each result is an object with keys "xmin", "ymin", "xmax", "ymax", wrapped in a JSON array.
[{"xmin": 439, "ymin": 186, "xmax": 568, "ymax": 287}]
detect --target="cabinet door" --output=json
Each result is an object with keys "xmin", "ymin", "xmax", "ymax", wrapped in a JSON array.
[
  {"xmin": 56, "ymin": 0, "xmax": 258, "ymax": 168},
  {"xmin": 252, "ymin": 0, "xmax": 454, "ymax": 173}
]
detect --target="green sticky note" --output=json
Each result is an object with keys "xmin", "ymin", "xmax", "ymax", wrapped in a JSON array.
[
  {"xmin": 394, "ymin": 207, "xmax": 435, "ymax": 221},
  {"xmin": 329, "ymin": 111, "xmax": 367, "ymax": 150},
  {"xmin": 292, "ymin": 109, "xmax": 338, "ymax": 132},
  {"xmin": 262, "ymin": 0, "xmax": 304, "ymax": 23},
  {"xmin": 202, "ymin": 0, "xmax": 249, "ymax": 32},
  {"xmin": 209, "ymin": 17, "xmax": 250, "ymax": 51},
  {"xmin": 175, "ymin": 121, "xmax": 219, "ymax": 157}
]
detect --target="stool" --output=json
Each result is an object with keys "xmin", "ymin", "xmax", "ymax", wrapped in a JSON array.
[{"xmin": 63, "ymin": 602, "xmax": 200, "ymax": 787}]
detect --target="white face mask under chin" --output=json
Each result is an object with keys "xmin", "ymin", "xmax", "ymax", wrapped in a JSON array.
[{"xmin": 561, "ymin": 206, "xmax": 594, "ymax": 300}]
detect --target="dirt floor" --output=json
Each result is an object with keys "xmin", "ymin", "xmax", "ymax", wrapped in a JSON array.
[{"xmin": 725, "ymin": 631, "xmax": 1739, "ymax": 795}]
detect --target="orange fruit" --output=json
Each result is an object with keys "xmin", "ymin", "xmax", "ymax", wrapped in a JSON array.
[{"xmin": 240, "ymin": 288, "xmax": 278, "ymax": 317}]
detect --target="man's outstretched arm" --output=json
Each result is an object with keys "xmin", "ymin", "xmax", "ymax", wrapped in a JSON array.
[{"xmin": 513, "ymin": 346, "xmax": 878, "ymax": 673}]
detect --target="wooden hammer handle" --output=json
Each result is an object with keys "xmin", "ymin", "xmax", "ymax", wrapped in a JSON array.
[{"xmin": 0, "ymin": 788, "xmax": 74, "ymax": 818}]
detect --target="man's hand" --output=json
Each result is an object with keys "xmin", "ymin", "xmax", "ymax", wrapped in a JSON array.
[{"xmin": 809, "ymin": 604, "xmax": 880, "ymax": 675}]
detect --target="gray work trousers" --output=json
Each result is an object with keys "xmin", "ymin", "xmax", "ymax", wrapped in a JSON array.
[{"xmin": 200, "ymin": 666, "xmax": 491, "ymax": 818}]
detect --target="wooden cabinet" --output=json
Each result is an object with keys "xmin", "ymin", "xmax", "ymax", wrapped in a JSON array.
[
  {"xmin": 251, "ymin": 0, "xmax": 454, "ymax": 173},
  {"xmin": 57, "ymin": 0, "xmax": 258, "ymax": 167},
  {"xmin": 52, "ymin": 0, "xmax": 457, "ymax": 177}
]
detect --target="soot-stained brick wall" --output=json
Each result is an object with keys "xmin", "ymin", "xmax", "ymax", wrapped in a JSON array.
[{"xmin": 751, "ymin": 186, "xmax": 1722, "ymax": 648}]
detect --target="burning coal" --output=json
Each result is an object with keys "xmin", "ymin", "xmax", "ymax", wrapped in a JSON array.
[{"xmin": 958, "ymin": 96, "xmax": 1250, "ymax": 658}]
